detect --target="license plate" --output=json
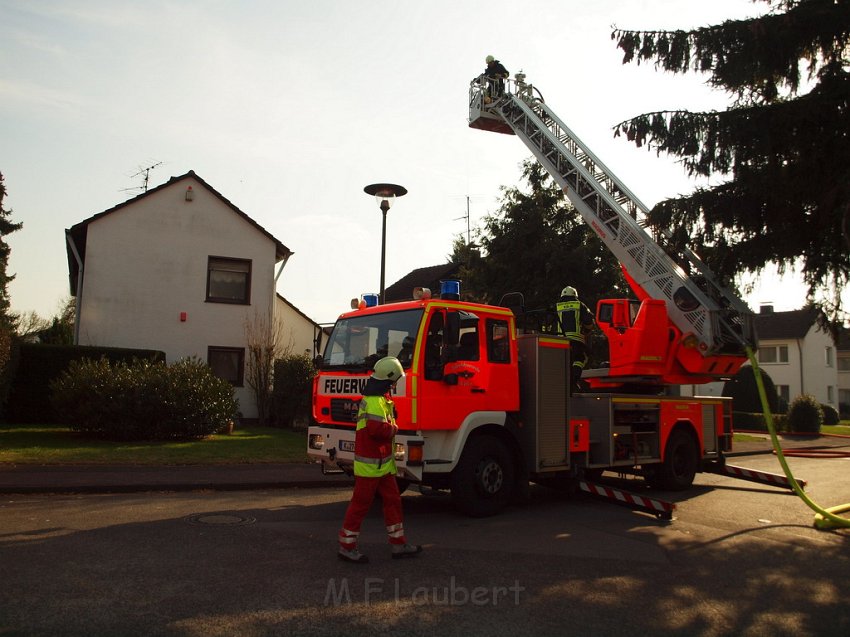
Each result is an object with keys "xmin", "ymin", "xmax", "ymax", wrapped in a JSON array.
[{"xmin": 339, "ymin": 440, "xmax": 355, "ymax": 453}]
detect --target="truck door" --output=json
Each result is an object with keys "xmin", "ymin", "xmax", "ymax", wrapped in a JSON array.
[{"xmin": 416, "ymin": 308, "xmax": 486, "ymax": 429}]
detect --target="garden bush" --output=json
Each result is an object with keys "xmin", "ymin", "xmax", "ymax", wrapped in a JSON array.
[
  {"xmin": 272, "ymin": 353, "xmax": 316, "ymax": 428},
  {"xmin": 50, "ymin": 357, "xmax": 238, "ymax": 441},
  {"xmin": 5, "ymin": 343, "xmax": 165, "ymax": 424},
  {"xmin": 820, "ymin": 403, "xmax": 840, "ymax": 427},
  {"xmin": 786, "ymin": 394, "xmax": 823, "ymax": 434}
]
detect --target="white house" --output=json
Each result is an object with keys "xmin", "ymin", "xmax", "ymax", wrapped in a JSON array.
[
  {"xmin": 748, "ymin": 306, "xmax": 839, "ymax": 408},
  {"xmin": 65, "ymin": 170, "xmax": 320, "ymax": 419},
  {"xmin": 838, "ymin": 330, "xmax": 850, "ymax": 417},
  {"xmin": 679, "ymin": 306, "xmax": 838, "ymax": 409}
]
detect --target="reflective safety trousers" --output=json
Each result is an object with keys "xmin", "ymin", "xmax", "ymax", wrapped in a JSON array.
[{"xmin": 353, "ymin": 394, "xmax": 397, "ymax": 478}]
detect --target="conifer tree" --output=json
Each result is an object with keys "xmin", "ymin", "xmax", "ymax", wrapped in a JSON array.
[
  {"xmin": 612, "ymin": 0, "xmax": 850, "ymax": 323},
  {"xmin": 0, "ymin": 172, "xmax": 22, "ymax": 331},
  {"xmin": 453, "ymin": 160, "xmax": 627, "ymax": 315}
]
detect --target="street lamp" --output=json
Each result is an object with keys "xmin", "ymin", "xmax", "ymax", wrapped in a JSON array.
[{"xmin": 364, "ymin": 183, "xmax": 407, "ymax": 304}]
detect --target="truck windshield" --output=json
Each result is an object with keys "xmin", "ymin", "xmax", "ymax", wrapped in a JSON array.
[{"xmin": 322, "ymin": 309, "xmax": 424, "ymax": 372}]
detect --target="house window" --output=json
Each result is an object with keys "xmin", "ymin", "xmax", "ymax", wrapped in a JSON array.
[
  {"xmin": 776, "ymin": 384, "xmax": 790, "ymax": 404},
  {"xmin": 487, "ymin": 319, "xmax": 511, "ymax": 363},
  {"xmin": 208, "ymin": 347, "xmax": 245, "ymax": 386},
  {"xmin": 825, "ymin": 346, "xmax": 834, "ymax": 367},
  {"xmin": 839, "ymin": 356, "xmax": 850, "ymax": 372},
  {"xmin": 840, "ymin": 389, "xmax": 850, "ymax": 413},
  {"xmin": 827, "ymin": 385, "xmax": 835, "ymax": 403},
  {"xmin": 758, "ymin": 345, "xmax": 788, "ymax": 364},
  {"xmin": 207, "ymin": 257, "xmax": 251, "ymax": 304}
]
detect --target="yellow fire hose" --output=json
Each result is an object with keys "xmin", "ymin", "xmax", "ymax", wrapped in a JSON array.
[{"xmin": 747, "ymin": 347, "xmax": 850, "ymax": 530}]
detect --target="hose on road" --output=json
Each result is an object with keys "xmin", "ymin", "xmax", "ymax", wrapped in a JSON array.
[{"xmin": 748, "ymin": 347, "xmax": 850, "ymax": 530}]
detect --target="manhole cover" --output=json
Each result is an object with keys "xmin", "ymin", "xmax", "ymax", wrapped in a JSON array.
[{"xmin": 185, "ymin": 513, "xmax": 256, "ymax": 526}]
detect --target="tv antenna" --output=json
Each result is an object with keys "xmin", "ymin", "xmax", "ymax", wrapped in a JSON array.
[
  {"xmin": 453, "ymin": 194, "xmax": 484, "ymax": 244},
  {"xmin": 122, "ymin": 161, "xmax": 163, "ymax": 195}
]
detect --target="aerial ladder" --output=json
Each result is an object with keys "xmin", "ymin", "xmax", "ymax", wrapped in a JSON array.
[{"xmin": 469, "ymin": 73, "xmax": 758, "ymax": 386}]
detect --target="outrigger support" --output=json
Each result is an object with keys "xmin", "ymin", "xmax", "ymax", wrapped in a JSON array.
[
  {"xmin": 579, "ymin": 480, "xmax": 676, "ymax": 521},
  {"xmin": 704, "ymin": 461, "xmax": 807, "ymax": 491}
]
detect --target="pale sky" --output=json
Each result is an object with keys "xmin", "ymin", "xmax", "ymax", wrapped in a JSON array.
[{"xmin": 1, "ymin": 0, "xmax": 829, "ymax": 326}]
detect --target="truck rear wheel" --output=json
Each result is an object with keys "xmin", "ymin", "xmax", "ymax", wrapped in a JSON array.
[
  {"xmin": 650, "ymin": 429, "xmax": 699, "ymax": 491},
  {"xmin": 451, "ymin": 435, "xmax": 515, "ymax": 517}
]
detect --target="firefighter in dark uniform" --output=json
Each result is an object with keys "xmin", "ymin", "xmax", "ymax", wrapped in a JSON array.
[
  {"xmin": 484, "ymin": 55, "xmax": 509, "ymax": 101},
  {"xmin": 557, "ymin": 285, "xmax": 595, "ymax": 390}
]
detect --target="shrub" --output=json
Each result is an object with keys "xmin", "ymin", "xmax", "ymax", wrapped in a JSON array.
[
  {"xmin": 50, "ymin": 356, "xmax": 238, "ymax": 441},
  {"xmin": 732, "ymin": 411, "xmax": 789, "ymax": 433},
  {"xmin": 723, "ymin": 365, "xmax": 781, "ymax": 414},
  {"xmin": 786, "ymin": 394, "xmax": 823, "ymax": 434},
  {"xmin": 820, "ymin": 404, "xmax": 840, "ymax": 427},
  {"xmin": 5, "ymin": 344, "xmax": 165, "ymax": 424},
  {"xmin": 272, "ymin": 354, "xmax": 317, "ymax": 428}
]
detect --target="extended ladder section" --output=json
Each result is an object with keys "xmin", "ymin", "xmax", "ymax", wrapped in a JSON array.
[{"xmin": 469, "ymin": 76, "xmax": 757, "ymax": 360}]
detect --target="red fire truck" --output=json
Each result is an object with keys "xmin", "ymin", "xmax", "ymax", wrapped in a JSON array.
[{"xmin": 307, "ymin": 72, "xmax": 758, "ymax": 517}]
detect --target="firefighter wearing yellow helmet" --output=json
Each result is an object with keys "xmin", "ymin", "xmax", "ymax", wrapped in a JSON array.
[
  {"xmin": 557, "ymin": 286, "xmax": 595, "ymax": 390},
  {"xmin": 338, "ymin": 356, "xmax": 422, "ymax": 563},
  {"xmin": 483, "ymin": 54, "xmax": 509, "ymax": 100}
]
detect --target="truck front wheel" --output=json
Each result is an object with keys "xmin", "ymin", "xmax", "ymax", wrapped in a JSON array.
[
  {"xmin": 451, "ymin": 435, "xmax": 515, "ymax": 517},
  {"xmin": 650, "ymin": 429, "xmax": 699, "ymax": 491}
]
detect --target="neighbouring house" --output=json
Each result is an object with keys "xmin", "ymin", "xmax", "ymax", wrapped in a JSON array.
[
  {"xmin": 838, "ymin": 328, "xmax": 850, "ymax": 417},
  {"xmin": 65, "ymin": 170, "xmax": 320, "ymax": 420},
  {"xmin": 630, "ymin": 305, "xmax": 840, "ymax": 411},
  {"xmin": 745, "ymin": 305, "xmax": 839, "ymax": 408},
  {"xmin": 384, "ymin": 262, "xmax": 461, "ymax": 302}
]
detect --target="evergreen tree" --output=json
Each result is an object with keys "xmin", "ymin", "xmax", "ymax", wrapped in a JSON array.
[
  {"xmin": 0, "ymin": 172, "xmax": 22, "ymax": 332},
  {"xmin": 611, "ymin": 0, "xmax": 850, "ymax": 324},
  {"xmin": 452, "ymin": 159, "xmax": 627, "ymax": 318}
]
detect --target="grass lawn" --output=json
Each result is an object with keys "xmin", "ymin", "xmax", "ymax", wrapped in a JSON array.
[
  {"xmin": 732, "ymin": 433, "xmax": 765, "ymax": 442},
  {"xmin": 0, "ymin": 423, "xmax": 310, "ymax": 465},
  {"xmin": 823, "ymin": 424, "xmax": 850, "ymax": 436}
]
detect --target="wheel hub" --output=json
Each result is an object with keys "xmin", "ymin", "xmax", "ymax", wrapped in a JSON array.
[{"xmin": 478, "ymin": 459, "xmax": 504, "ymax": 494}]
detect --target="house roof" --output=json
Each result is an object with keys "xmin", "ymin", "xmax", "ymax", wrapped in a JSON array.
[
  {"xmin": 754, "ymin": 306, "xmax": 821, "ymax": 340},
  {"xmin": 384, "ymin": 262, "xmax": 461, "ymax": 302},
  {"xmin": 276, "ymin": 293, "xmax": 321, "ymax": 329},
  {"xmin": 65, "ymin": 171, "xmax": 291, "ymax": 295}
]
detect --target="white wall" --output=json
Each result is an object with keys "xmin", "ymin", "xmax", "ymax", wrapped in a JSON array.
[
  {"xmin": 755, "ymin": 327, "xmax": 838, "ymax": 406},
  {"xmin": 77, "ymin": 176, "xmax": 277, "ymax": 418},
  {"xmin": 274, "ymin": 296, "xmax": 319, "ymax": 358}
]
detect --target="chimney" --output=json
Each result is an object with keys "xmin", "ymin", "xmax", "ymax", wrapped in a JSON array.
[{"xmin": 760, "ymin": 304, "xmax": 774, "ymax": 315}]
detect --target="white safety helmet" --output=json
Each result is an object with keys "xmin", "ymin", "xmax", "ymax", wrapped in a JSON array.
[
  {"xmin": 561, "ymin": 285, "xmax": 578, "ymax": 298},
  {"xmin": 372, "ymin": 356, "xmax": 405, "ymax": 382}
]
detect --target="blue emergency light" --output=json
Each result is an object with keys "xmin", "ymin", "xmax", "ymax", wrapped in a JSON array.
[
  {"xmin": 361, "ymin": 293, "xmax": 379, "ymax": 307},
  {"xmin": 440, "ymin": 279, "xmax": 460, "ymax": 300}
]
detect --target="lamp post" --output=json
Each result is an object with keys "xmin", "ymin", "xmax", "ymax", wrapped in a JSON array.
[{"xmin": 364, "ymin": 183, "xmax": 407, "ymax": 304}]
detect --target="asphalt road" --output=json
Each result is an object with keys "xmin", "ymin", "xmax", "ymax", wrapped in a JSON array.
[{"xmin": 1, "ymin": 453, "xmax": 848, "ymax": 637}]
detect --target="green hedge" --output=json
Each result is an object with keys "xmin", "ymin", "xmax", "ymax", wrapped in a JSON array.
[
  {"xmin": 4, "ymin": 344, "xmax": 165, "ymax": 424},
  {"xmin": 732, "ymin": 411, "xmax": 789, "ymax": 433},
  {"xmin": 50, "ymin": 357, "xmax": 237, "ymax": 441},
  {"xmin": 272, "ymin": 353, "xmax": 317, "ymax": 428}
]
